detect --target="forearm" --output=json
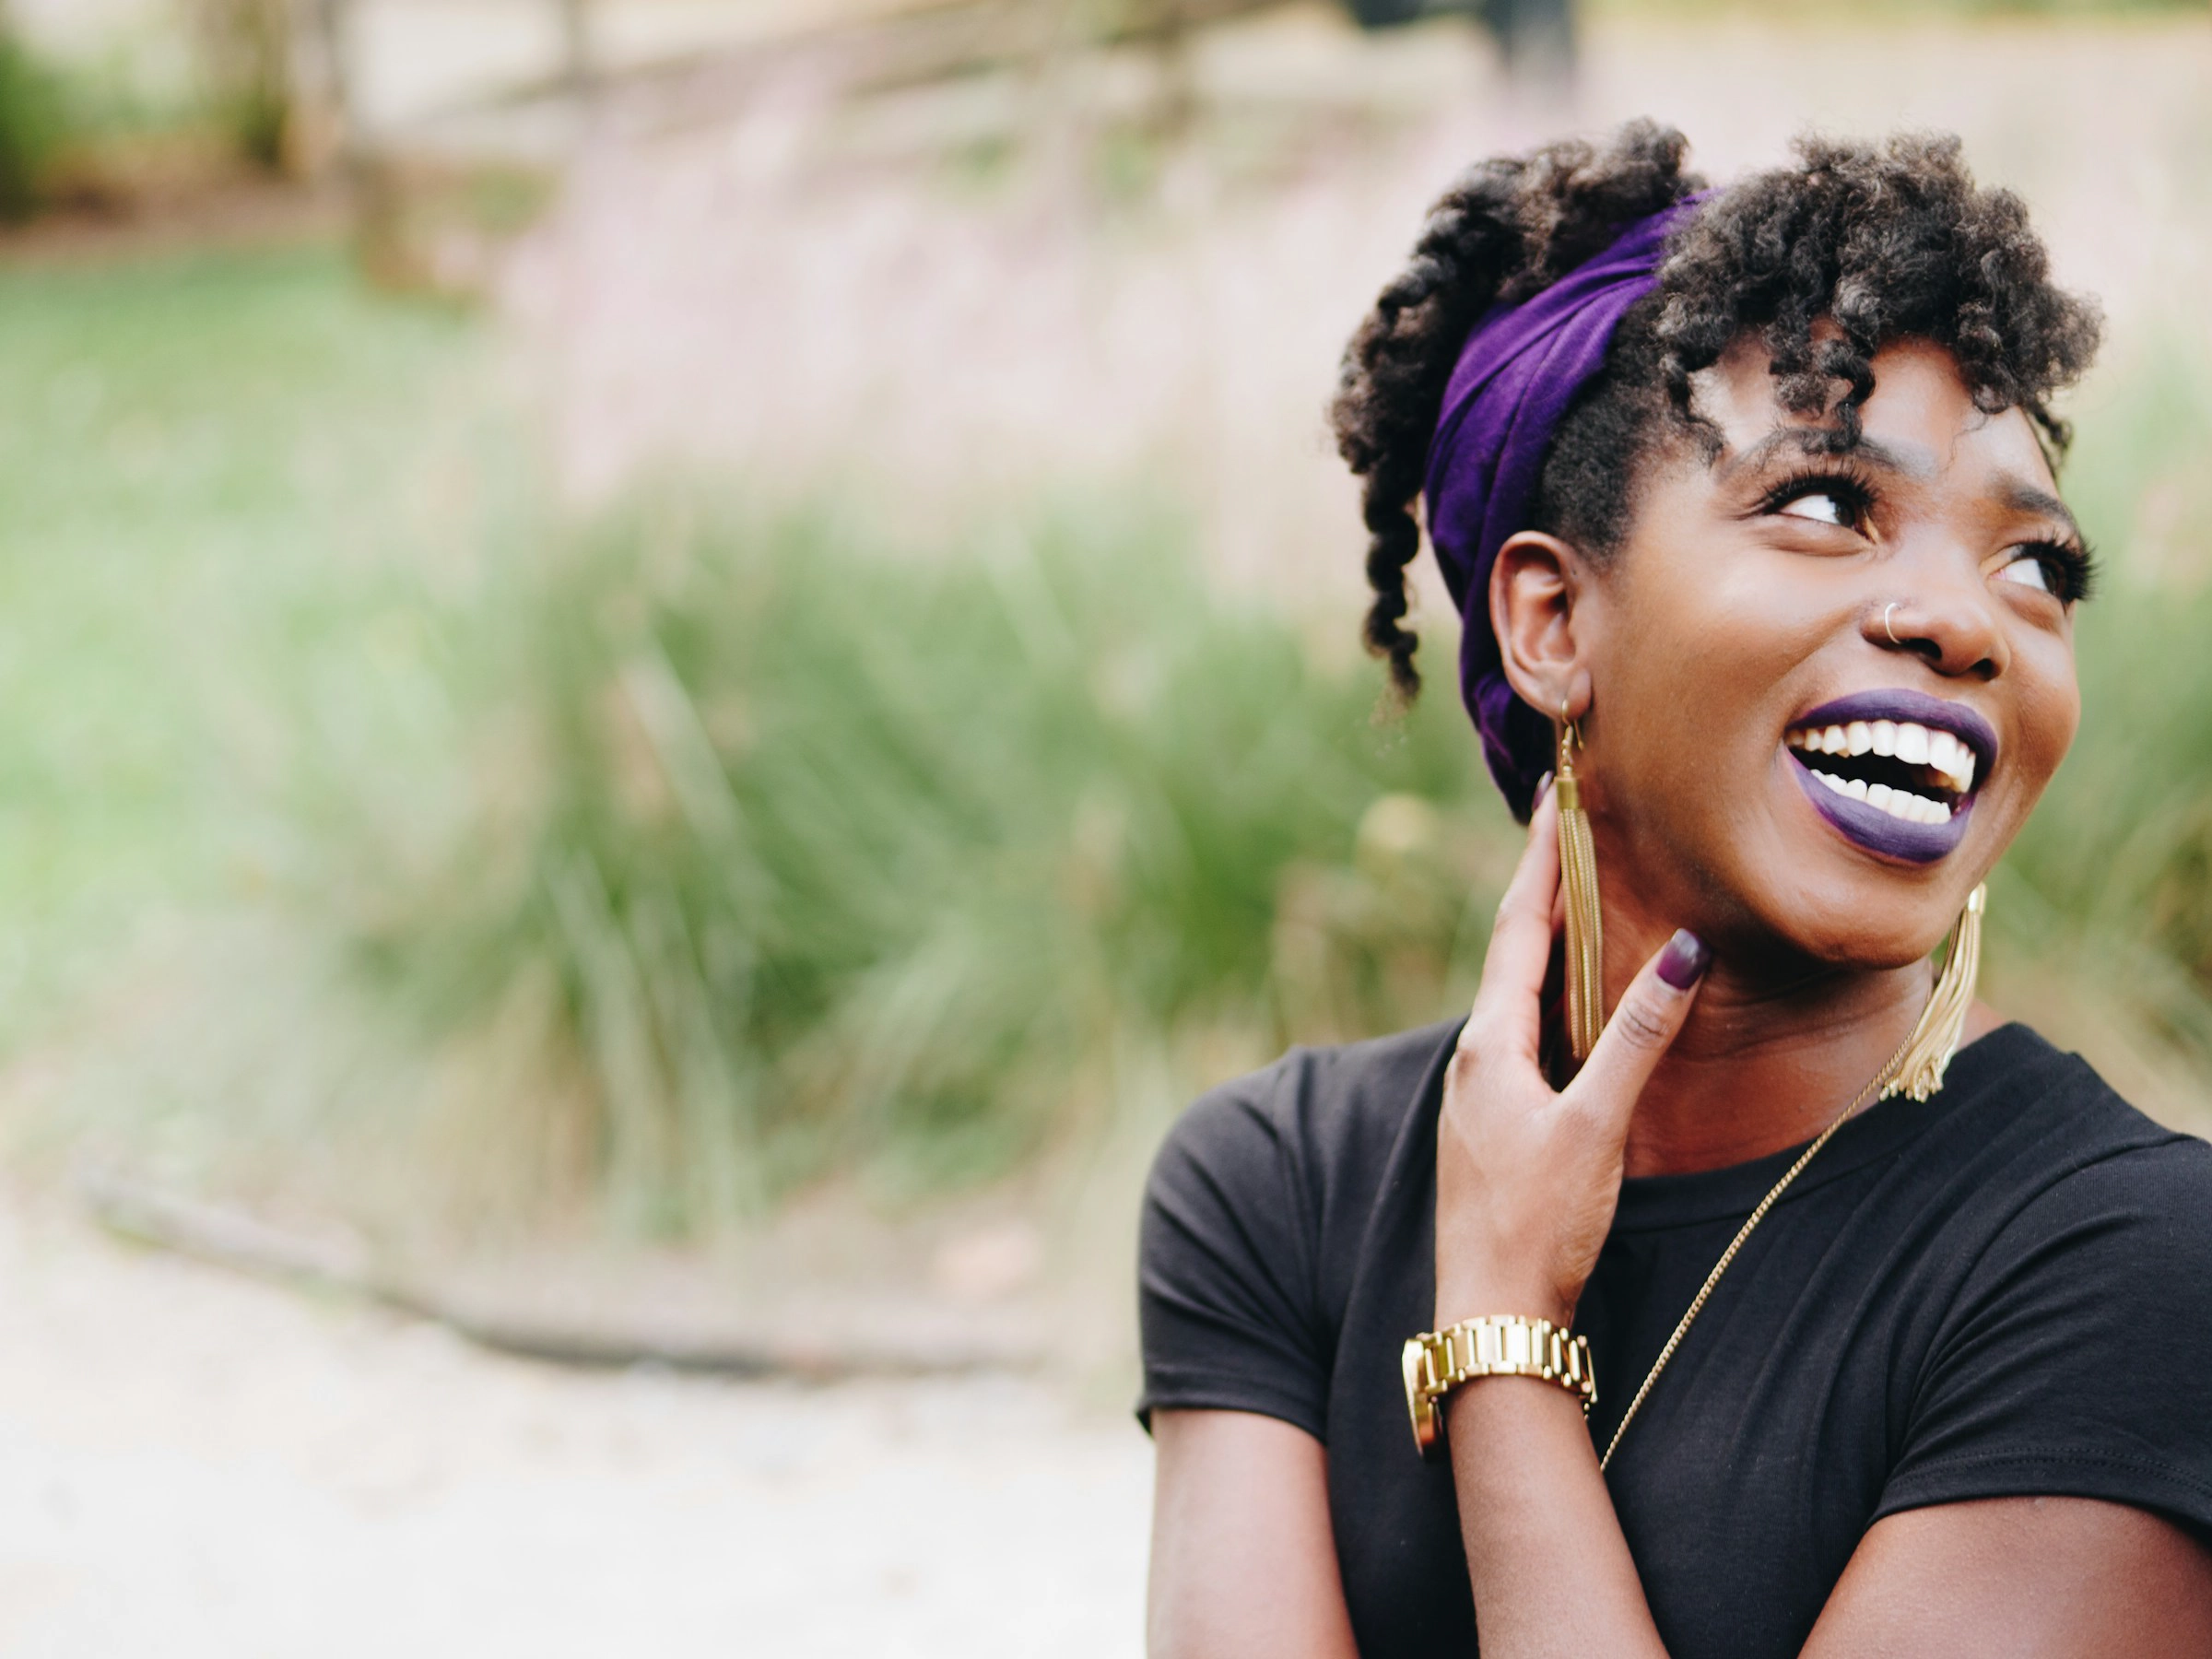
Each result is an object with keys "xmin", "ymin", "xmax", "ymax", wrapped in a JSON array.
[{"xmin": 1443, "ymin": 1377, "xmax": 1668, "ymax": 1659}]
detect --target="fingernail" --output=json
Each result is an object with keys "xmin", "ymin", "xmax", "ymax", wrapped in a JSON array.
[
  {"xmin": 1656, "ymin": 929, "xmax": 1711, "ymax": 991},
  {"xmin": 1535, "ymin": 771, "xmax": 1555, "ymax": 803}
]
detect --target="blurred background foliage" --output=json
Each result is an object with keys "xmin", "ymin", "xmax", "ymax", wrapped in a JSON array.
[
  {"xmin": 340, "ymin": 494, "xmax": 1506, "ymax": 1228},
  {"xmin": 0, "ymin": 0, "xmax": 2209, "ymax": 1255}
]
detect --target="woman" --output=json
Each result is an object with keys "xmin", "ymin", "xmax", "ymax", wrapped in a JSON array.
[{"xmin": 1137, "ymin": 124, "xmax": 2212, "ymax": 1656}]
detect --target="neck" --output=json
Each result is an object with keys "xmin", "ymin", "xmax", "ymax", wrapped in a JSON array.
[{"xmin": 1594, "ymin": 924, "xmax": 1936, "ymax": 1180}]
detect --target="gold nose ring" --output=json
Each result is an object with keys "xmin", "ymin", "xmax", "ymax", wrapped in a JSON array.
[{"xmin": 1883, "ymin": 602, "xmax": 1902, "ymax": 645}]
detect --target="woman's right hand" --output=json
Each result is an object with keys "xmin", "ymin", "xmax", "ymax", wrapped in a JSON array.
[{"xmin": 1432, "ymin": 782, "xmax": 1711, "ymax": 1332}]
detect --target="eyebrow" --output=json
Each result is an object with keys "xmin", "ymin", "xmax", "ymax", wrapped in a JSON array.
[
  {"xmin": 1996, "ymin": 477, "xmax": 2087, "ymax": 547},
  {"xmin": 1715, "ymin": 426, "xmax": 1939, "ymax": 483}
]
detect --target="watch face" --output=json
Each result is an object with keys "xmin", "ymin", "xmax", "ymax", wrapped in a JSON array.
[{"xmin": 1403, "ymin": 1336, "xmax": 1441, "ymax": 1457}]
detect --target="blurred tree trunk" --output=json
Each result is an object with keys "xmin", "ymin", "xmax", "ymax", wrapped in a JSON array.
[
  {"xmin": 1481, "ymin": 0, "xmax": 1574, "ymax": 85},
  {"xmin": 559, "ymin": 0, "xmax": 595, "ymax": 97},
  {"xmin": 1135, "ymin": 0, "xmax": 1196, "ymax": 139},
  {"xmin": 294, "ymin": 0, "xmax": 359, "ymax": 178},
  {"xmin": 0, "ymin": 0, "xmax": 67, "ymax": 221},
  {"xmin": 188, "ymin": 0, "xmax": 295, "ymax": 171}
]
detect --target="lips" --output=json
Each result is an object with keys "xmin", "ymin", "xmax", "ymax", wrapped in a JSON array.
[{"xmin": 1782, "ymin": 689, "xmax": 1998, "ymax": 865}]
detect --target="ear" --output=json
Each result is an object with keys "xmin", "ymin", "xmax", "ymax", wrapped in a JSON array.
[{"xmin": 1488, "ymin": 529, "xmax": 1594, "ymax": 722}]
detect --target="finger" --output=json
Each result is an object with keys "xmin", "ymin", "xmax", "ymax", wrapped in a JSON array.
[
  {"xmin": 1564, "ymin": 928, "xmax": 1710, "ymax": 1125},
  {"xmin": 1467, "ymin": 781, "xmax": 1563, "ymax": 1040}
]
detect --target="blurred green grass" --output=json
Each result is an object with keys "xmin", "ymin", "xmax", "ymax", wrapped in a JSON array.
[
  {"xmin": 332, "ymin": 495, "xmax": 1516, "ymax": 1230},
  {"xmin": 0, "ymin": 245, "xmax": 501, "ymax": 1052},
  {"xmin": 2, "ymin": 243, "xmax": 2208, "ymax": 1237}
]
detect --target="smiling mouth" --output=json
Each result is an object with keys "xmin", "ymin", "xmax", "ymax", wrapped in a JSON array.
[
  {"xmin": 1783, "ymin": 717, "xmax": 1976, "ymax": 825},
  {"xmin": 1780, "ymin": 691, "xmax": 1998, "ymax": 864}
]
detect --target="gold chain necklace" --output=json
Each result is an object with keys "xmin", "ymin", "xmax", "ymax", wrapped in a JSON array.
[{"xmin": 1595, "ymin": 1029, "xmax": 1917, "ymax": 1473}]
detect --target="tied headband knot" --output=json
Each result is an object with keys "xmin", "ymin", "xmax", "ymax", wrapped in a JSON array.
[{"xmin": 1422, "ymin": 195, "xmax": 1704, "ymax": 818}]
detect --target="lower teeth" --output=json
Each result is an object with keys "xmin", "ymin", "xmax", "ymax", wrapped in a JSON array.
[{"xmin": 1809, "ymin": 769, "xmax": 1951, "ymax": 824}]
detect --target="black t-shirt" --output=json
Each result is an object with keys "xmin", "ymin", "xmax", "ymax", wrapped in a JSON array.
[{"xmin": 1137, "ymin": 1020, "xmax": 2212, "ymax": 1657}]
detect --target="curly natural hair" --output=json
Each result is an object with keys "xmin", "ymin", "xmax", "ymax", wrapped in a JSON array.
[{"xmin": 1331, "ymin": 121, "xmax": 2103, "ymax": 703}]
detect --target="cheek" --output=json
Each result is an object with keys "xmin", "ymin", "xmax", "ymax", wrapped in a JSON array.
[
  {"xmin": 2008, "ymin": 633, "xmax": 2082, "ymax": 794},
  {"xmin": 1583, "ymin": 558, "xmax": 1814, "ymax": 832},
  {"xmin": 1592, "ymin": 541, "xmax": 1827, "ymax": 735}
]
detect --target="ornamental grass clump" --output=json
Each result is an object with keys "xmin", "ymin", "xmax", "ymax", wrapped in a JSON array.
[{"xmin": 344, "ymin": 496, "xmax": 1514, "ymax": 1232}]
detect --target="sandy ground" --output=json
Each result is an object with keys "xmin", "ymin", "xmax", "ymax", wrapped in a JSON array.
[{"xmin": 0, "ymin": 1195, "xmax": 1154, "ymax": 1657}]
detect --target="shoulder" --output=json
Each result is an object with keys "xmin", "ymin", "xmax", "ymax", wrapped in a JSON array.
[
  {"xmin": 1148, "ymin": 1018, "xmax": 1459, "ymax": 1211},
  {"xmin": 1135, "ymin": 1019, "xmax": 1457, "ymax": 1433},
  {"xmin": 1990, "ymin": 1113, "xmax": 2212, "ymax": 1281},
  {"xmin": 1139, "ymin": 1018, "xmax": 1456, "ymax": 1332},
  {"xmin": 1966, "ymin": 1026, "xmax": 2212, "ymax": 1231},
  {"xmin": 1929, "ymin": 1024, "xmax": 2212, "ymax": 1312},
  {"xmin": 1880, "ymin": 1032, "xmax": 2212, "ymax": 1528}
]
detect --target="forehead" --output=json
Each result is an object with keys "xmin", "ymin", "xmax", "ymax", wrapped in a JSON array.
[{"xmin": 1693, "ymin": 335, "xmax": 2058, "ymax": 494}]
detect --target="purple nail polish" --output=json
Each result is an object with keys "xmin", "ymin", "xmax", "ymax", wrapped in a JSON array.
[{"xmin": 1656, "ymin": 930, "xmax": 1710, "ymax": 990}]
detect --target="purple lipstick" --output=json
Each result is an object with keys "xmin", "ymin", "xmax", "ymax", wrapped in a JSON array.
[{"xmin": 1782, "ymin": 689, "xmax": 1997, "ymax": 865}]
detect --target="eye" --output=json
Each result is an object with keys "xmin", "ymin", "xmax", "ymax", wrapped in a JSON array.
[
  {"xmin": 1758, "ymin": 468, "xmax": 1877, "ymax": 535},
  {"xmin": 1994, "ymin": 550, "xmax": 2053, "ymax": 593},
  {"xmin": 1997, "ymin": 538, "xmax": 2098, "ymax": 605},
  {"xmin": 1778, "ymin": 492, "xmax": 1853, "ymax": 527}
]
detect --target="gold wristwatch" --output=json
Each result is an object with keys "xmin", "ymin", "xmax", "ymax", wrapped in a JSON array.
[{"xmin": 1402, "ymin": 1315, "xmax": 1596, "ymax": 1457}]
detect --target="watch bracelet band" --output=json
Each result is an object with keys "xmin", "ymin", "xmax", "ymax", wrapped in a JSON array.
[{"xmin": 1401, "ymin": 1315, "xmax": 1596, "ymax": 1458}]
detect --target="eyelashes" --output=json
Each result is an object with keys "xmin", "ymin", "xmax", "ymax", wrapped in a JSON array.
[
  {"xmin": 1754, "ymin": 463, "xmax": 1881, "ymax": 530},
  {"xmin": 1752, "ymin": 464, "xmax": 2097, "ymax": 606},
  {"xmin": 2014, "ymin": 537, "xmax": 2099, "ymax": 604}
]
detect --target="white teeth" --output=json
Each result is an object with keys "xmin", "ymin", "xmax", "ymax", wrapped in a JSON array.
[
  {"xmin": 1814, "ymin": 771, "xmax": 1952, "ymax": 827},
  {"xmin": 1936, "ymin": 737, "xmax": 1976, "ymax": 794},
  {"xmin": 1787, "ymin": 711, "xmax": 1984, "ymax": 818}
]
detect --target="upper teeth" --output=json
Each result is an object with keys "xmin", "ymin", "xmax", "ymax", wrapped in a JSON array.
[{"xmin": 1784, "ymin": 720, "xmax": 1976, "ymax": 794}]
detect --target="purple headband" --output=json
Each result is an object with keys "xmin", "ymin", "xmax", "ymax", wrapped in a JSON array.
[{"xmin": 1423, "ymin": 194, "xmax": 1705, "ymax": 818}]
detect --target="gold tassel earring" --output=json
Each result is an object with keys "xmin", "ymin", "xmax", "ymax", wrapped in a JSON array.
[
  {"xmin": 1881, "ymin": 882, "xmax": 1986, "ymax": 1102},
  {"xmin": 1556, "ymin": 701, "xmax": 1605, "ymax": 1062}
]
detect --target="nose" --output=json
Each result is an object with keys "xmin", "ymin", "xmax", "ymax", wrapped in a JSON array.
[{"xmin": 1866, "ymin": 573, "xmax": 2009, "ymax": 681}]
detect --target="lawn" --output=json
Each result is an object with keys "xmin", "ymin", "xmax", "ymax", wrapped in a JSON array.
[{"xmin": 0, "ymin": 245, "xmax": 499, "ymax": 1050}]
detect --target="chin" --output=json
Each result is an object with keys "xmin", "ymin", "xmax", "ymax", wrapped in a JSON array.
[
  {"xmin": 1727, "ymin": 735, "xmax": 2011, "ymax": 962},
  {"xmin": 1734, "ymin": 865, "xmax": 1975, "ymax": 976}
]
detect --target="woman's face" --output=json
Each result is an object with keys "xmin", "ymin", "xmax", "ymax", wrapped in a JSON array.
[{"xmin": 1559, "ymin": 336, "xmax": 2085, "ymax": 971}]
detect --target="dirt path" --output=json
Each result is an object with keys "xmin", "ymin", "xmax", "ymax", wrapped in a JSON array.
[{"xmin": 0, "ymin": 1197, "xmax": 1152, "ymax": 1656}]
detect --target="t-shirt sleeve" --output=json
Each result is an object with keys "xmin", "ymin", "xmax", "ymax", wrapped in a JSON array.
[
  {"xmin": 1135, "ymin": 1061, "xmax": 1331, "ymax": 1441},
  {"xmin": 1876, "ymin": 1135, "xmax": 2212, "ymax": 1536}
]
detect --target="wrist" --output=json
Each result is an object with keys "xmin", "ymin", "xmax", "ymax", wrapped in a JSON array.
[
  {"xmin": 1434, "ymin": 1271, "xmax": 1574, "ymax": 1333},
  {"xmin": 1441, "ymin": 1366, "xmax": 1591, "ymax": 1438},
  {"xmin": 1402, "ymin": 1313, "xmax": 1597, "ymax": 1456}
]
